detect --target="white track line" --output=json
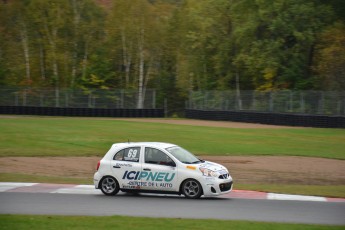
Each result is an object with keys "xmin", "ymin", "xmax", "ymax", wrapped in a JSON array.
[
  {"xmin": 267, "ymin": 193, "xmax": 327, "ymax": 202},
  {"xmin": 0, "ymin": 182, "xmax": 38, "ymax": 192},
  {"xmin": 53, "ymin": 185, "xmax": 102, "ymax": 195}
]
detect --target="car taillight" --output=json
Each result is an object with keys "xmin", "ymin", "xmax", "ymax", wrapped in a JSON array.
[{"xmin": 96, "ymin": 160, "xmax": 100, "ymax": 171}]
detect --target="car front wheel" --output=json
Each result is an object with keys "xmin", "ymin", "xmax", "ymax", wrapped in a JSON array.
[
  {"xmin": 182, "ymin": 179, "xmax": 202, "ymax": 199},
  {"xmin": 100, "ymin": 176, "xmax": 119, "ymax": 196}
]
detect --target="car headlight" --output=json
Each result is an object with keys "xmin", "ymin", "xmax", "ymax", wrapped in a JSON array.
[{"xmin": 199, "ymin": 168, "xmax": 220, "ymax": 177}]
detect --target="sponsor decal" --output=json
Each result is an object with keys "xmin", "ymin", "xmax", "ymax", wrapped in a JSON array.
[
  {"xmin": 218, "ymin": 169, "xmax": 228, "ymax": 175},
  {"xmin": 122, "ymin": 182, "xmax": 173, "ymax": 189},
  {"xmin": 115, "ymin": 163, "xmax": 133, "ymax": 167},
  {"xmin": 186, "ymin": 165, "xmax": 196, "ymax": 170},
  {"xmin": 199, "ymin": 162, "xmax": 228, "ymax": 177},
  {"xmin": 122, "ymin": 170, "xmax": 175, "ymax": 189},
  {"xmin": 124, "ymin": 149, "xmax": 139, "ymax": 161},
  {"xmin": 200, "ymin": 162, "xmax": 221, "ymax": 171},
  {"xmin": 122, "ymin": 170, "xmax": 175, "ymax": 182},
  {"xmin": 205, "ymin": 177, "xmax": 215, "ymax": 181}
]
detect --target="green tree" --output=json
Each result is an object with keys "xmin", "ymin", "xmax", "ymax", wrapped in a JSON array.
[
  {"xmin": 107, "ymin": 0, "xmax": 175, "ymax": 108},
  {"xmin": 0, "ymin": 0, "xmax": 343, "ymax": 111},
  {"xmin": 0, "ymin": 1, "xmax": 35, "ymax": 86},
  {"xmin": 313, "ymin": 22, "xmax": 345, "ymax": 90},
  {"xmin": 232, "ymin": 0, "xmax": 333, "ymax": 90}
]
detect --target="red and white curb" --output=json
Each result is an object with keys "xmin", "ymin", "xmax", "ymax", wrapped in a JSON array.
[
  {"xmin": 223, "ymin": 189, "xmax": 345, "ymax": 202},
  {"xmin": 0, "ymin": 183, "xmax": 101, "ymax": 195},
  {"xmin": 0, "ymin": 182, "xmax": 344, "ymax": 202}
]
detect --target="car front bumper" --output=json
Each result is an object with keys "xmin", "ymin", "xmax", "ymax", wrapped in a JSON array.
[{"xmin": 200, "ymin": 177, "xmax": 233, "ymax": 197}]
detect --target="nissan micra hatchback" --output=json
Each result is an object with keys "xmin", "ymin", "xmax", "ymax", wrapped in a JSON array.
[{"xmin": 94, "ymin": 142, "xmax": 233, "ymax": 199}]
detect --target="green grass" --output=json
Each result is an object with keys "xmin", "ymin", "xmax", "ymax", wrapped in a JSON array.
[
  {"xmin": 0, "ymin": 116, "xmax": 344, "ymax": 159},
  {"xmin": 0, "ymin": 215, "xmax": 343, "ymax": 230},
  {"xmin": 0, "ymin": 173, "xmax": 92, "ymax": 185}
]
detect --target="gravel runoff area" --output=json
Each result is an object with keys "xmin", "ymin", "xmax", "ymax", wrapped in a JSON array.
[
  {"xmin": 1, "ymin": 156, "xmax": 344, "ymax": 186},
  {"xmin": 114, "ymin": 118, "xmax": 301, "ymax": 129}
]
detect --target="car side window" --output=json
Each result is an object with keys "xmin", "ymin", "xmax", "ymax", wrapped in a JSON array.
[
  {"xmin": 113, "ymin": 147, "xmax": 140, "ymax": 162},
  {"xmin": 145, "ymin": 147, "xmax": 175, "ymax": 166}
]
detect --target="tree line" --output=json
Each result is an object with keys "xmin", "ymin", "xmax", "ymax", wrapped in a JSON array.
[{"xmin": 0, "ymin": 0, "xmax": 344, "ymax": 109}]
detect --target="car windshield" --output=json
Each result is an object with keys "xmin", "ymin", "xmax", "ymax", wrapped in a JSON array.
[{"xmin": 166, "ymin": 146, "xmax": 202, "ymax": 164}]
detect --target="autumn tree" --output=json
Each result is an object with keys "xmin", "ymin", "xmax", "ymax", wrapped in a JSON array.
[
  {"xmin": 231, "ymin": 0, "xmax": 333, "ymax": 90},
  {"xmin": 0, "ymin": 0, "xmax": 343, "ymax": 111},
  {"xmin": 107, "ymin": 0, "xmax": 175, "ymax": 108},
  {"xmin": 313, "ymin": 22, "xmax": 345, "ymax": 90}
]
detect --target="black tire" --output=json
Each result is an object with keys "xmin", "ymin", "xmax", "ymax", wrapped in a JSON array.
[
  {"xmin": 100, "ymin": 176, "xmax": 120, "ymax": 196},
  {"xmin": 182, "ymin": 179, "xmax": 203, "ymax": 199}
]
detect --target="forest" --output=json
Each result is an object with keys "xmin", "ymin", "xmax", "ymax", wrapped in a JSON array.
[{"xmin": 0, "ymin": 0, "xmax": 344, "ymax": 109}]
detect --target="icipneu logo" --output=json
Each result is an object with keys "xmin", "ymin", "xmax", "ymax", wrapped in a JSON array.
[{"xmin": 122, "ymin": 170, "xmax": 175, "ymax": 182}]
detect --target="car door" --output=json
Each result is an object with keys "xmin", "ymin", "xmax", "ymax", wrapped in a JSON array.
[
  {"xmin": 111, "ymin": 146, "xmax": 142, "ymax": 189},
  {"xmin": 140, "ymin": 147, "xmax": 178, "ymax": 192}
]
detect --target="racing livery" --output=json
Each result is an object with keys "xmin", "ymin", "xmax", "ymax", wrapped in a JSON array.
[{"xmin": 94, "ymin": 142, "xmax": 233, "ymax": 198}]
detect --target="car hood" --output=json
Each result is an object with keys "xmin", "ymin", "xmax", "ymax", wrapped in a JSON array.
[{"xmin": 198, "ymin": 161, "xmax": 228, "ymax": 172}]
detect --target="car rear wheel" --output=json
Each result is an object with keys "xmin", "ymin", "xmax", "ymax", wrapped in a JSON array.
[
  {"xmin": 182, "ymin": 179, "xmax": 202, "ymax": 199},
  {"xmin": 100, "ymin": 176, "xmax": 119, "ymax": 196}
]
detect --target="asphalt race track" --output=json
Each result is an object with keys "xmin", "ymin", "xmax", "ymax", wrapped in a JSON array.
[{"xmin": 1, "ymin": 190, "xmax": 345, "ymax": 225}]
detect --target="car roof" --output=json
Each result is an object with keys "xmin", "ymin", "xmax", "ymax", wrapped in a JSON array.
[{"xmin": 112, "ymin": 142, "xmax": 176, "ymax": 149}]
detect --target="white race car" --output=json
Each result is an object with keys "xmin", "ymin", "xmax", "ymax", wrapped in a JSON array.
[{"xmin": 94, "ymin": 142, "xmax": 233, "ymax": 199}]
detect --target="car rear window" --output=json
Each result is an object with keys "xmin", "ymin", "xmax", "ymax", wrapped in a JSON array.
[{"xmin": 113, "ymin": 147, "xmax": 140, "ymax": 162}]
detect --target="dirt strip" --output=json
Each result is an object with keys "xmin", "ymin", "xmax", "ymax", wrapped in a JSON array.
[
  {"xmin": 0, "ymin": 115, "xmax": 301, "ymax": 129},
  {"xmin": 115, "ymin": 118, "xmax": 301, "ymax": 129},
  {"xmin": 1, "ymin": 156, "xmax": 344, "ymax": 186}
]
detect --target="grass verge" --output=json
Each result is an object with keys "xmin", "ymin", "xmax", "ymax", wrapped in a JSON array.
[
  {"xmin": 236, "ymin": 184, "xmax": 345, "ymax": 198},
  {"xmin": 0, "ymin": 116, "xmax": 344, "ymax": 159},
  {"xmin": 0, "ymin": 173, "xmax": 92, "ymax": 185},
  {"xmin": 0, "ymin": 215, "xmax": 343, "ymax": 230}
]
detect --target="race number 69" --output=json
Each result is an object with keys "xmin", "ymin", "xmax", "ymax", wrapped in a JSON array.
[{"xmin": 128, "ymin": 149, "xmax": 137, "ymax": 158}]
